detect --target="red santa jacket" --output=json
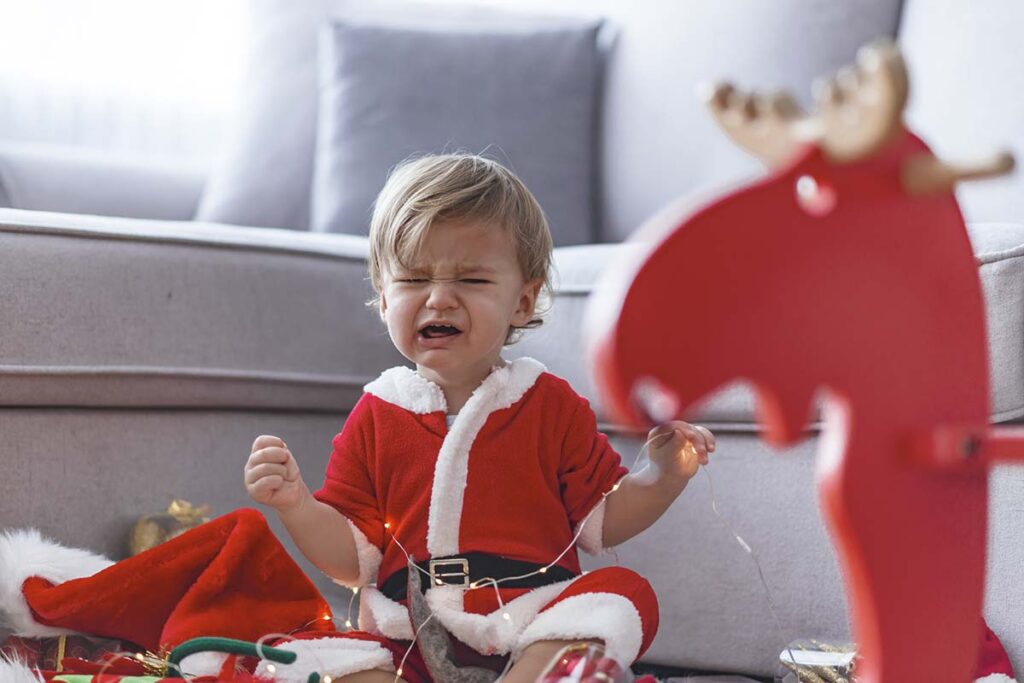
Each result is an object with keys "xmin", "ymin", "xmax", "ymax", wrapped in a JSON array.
[{"xmin": 314, "ymin": 357, "xmax": 631, "ymax": 652}]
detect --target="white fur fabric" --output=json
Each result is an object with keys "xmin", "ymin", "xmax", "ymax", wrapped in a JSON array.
[
  {"xmin": 575, "ymin": 497, "xmax": 609, "ymax": 555},
  {"xmin": 253, "ymin": 637, "xmax": 394, "ymax": 682},
  {"xmin": 358, "ymin": 576, "xmax": 585, "ymax": 657},
  {"xmin": 977, "ymin": 675, "xmax": 1017, "ymax": 682},
  {"xmin": 177, "ymin": 651, "xmax": 230, "ymax": 678},
  {"xmin": 363, "ymin": 358, "xmax": 547, "ymax": 557},
  {"xmin": 330, "ymin": 518, "xmax": 383, "ymax": 588},
  {"xmin": 514, "ymin": 592, "xmax": 644, "ymax": 667},
  {"xmin": 422, "ymin": 357, "xmax": 545, "ymax": 556},
  {"xmin": 425, "ymin": 579, "xmax": 575, "ymax": 656},
  {"xmin": 358, "ymin": 586, "xmax": 414, "ymax": 640},
  {"xmin": 364, "ymin": 366, "xmax": 447, "ymax": 414},
  {"xmin": 0, "ymin": 529, "xmax": 112, "ymax": 637},
  {"xmin": 0, "ymin": 658, "xmax": 44, "ymax": 683}
]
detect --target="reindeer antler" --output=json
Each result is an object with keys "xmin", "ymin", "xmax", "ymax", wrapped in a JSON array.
[
  {"xmin": 703, "ymin": 83, "xmax": 816, "ymax": 167},
  {"xmin": 705, "ymin": 39, "xmax": 1015, "ymax": 190},
  {"xmin": 815, "ymin": 40, "xmax": 908, "ymax": 163},
  {"xmin": 704, "ymin": 40, "xmax": 908, "ymax": 167},
  {"xmin": 902, "ymin": 151, "xmax": 1016, "ymax": 196}
]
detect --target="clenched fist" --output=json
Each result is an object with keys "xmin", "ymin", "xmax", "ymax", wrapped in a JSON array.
[{"xmin": 244, "ymin": 435, "xmax": 309, "ymax": 512}]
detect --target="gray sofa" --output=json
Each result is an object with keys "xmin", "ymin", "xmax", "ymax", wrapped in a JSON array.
[{"xmin": 2, "ymin": 0, "xmax": 1023, "ymax": 679}]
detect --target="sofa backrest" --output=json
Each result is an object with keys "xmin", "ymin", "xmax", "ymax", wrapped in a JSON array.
[
  {"xmin": 439, "ymin": 0, "xmax": 905, "ymax": 241},
  {"xmin": 900, "ymin": 0, "xmax": 1024, "ymax": 225}
]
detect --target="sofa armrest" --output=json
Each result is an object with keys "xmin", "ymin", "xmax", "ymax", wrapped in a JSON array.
[{"xmin": 0, "ymin": 142, "xmax": 206, "ymax": 220}]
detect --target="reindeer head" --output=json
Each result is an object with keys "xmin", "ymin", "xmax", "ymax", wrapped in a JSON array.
[
  {"xmin": 705, "ymin": 40, "xmax": 1012, "ymax": 192},
  {"xmin": 586, "ymin": 40, "xmax": 1012, "ymax": 440}
]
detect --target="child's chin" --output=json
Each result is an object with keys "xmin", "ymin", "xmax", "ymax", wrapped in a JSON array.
[{"xmin": 414, "ymin": 351, "xmax": 461, "ymax": 368}]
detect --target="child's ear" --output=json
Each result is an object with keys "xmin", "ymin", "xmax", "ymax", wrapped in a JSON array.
[
  {"xmin": 513, "ymin": 279, "xmax": 543, "ymax": 326},
  {"xmin": 379, "ymin": 293, "xmax": 388, "ymax": 322}
]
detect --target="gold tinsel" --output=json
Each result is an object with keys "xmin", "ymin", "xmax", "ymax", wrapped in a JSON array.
[
  {"xmin": 129, "ymin": 499, "xmax": 212, "ymax": 555},
  {"xmin": 779, "ymin": 639, "xmax": 859, "ymax": 683}
]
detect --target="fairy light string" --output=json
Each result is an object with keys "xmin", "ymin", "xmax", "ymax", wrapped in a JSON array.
[
  {"xmin": 342, "ymin": 428, "xmax": 796, "ymax": 682},
  {"xmin": 254, "ymin": 631, "xmax": 329, "ymax": 682},
  {"xmin": 702, "ymin": 461, "xmax": 799, "ymax": 675},
  {"xmin": 84, "ymin": 429, "xmax": 793, "ymax": 683}
]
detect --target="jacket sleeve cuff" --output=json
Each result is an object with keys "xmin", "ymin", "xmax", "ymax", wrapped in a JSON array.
[
  {"xmin": 331, "ymin": 517, "xmax": 383, "ymax": 588},
  {"xmin": 575, "ymin": 497, "xmax": 609, "ymax": 555}
]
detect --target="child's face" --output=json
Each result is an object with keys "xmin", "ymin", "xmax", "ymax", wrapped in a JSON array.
[{"xmin": 380, "ymin": 218, "xmax": 541, "ymax": 383}]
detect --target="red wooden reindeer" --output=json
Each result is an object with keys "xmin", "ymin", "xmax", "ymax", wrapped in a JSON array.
[{"xmin": 587, "ymin": 41, "xmax": 1020, "ymax": 683}]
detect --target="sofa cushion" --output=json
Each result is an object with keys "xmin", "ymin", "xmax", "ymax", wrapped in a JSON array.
[
  {"xmin": 595, "ymin": 428, "xmax": 1024, "ymax": 676},
  {"xmin": 0, "ymin": 142, "xmax": 204, "ymax": 220},
  {"xmin": 0, "ymin": 208, "xmax": 404, "ymax": 411},
  {"xmin": 424, "ymin": 0, "xmax": 904, "ymax": 241},
  {"xmin": 901, "ymin": 0, "xmax": 1024, "ymax": 224},
  {"xmin": 195, "ymin": 0, "xmax": 604, "ymax": 239},
  {"xmin": 195, "ymin": 0, "xmax": 903, "ymax": 242},
  {"xmin": 516, "ymin": 222, "xmax": 1024, "ymax": 425},
  {"xmin": 311, "ymin": 16, "xmax": 603, "ymax": 243}
]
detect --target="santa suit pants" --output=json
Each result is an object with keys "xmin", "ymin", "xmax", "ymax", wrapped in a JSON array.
[{"xmin": 267, "ymin": 566, "xmax": 659, "ymax": 683}]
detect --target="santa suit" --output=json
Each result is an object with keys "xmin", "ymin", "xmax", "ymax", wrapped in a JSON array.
[{"xmin": 308, "ymin": 356, "xmax": 659, "ymax": 680}]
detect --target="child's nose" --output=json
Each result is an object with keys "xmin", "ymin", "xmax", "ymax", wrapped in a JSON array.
[{"xmin": 425, "ymin": 280, "xmax": 458, "ymax": 308}]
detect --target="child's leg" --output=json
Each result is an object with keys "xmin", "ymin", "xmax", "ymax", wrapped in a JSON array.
[
  {"xmin": 512, "ymin": 566, "xmax": 659, "ymax": 669},
  {"xmin": 500, "ymin": 639, "xmax": 602, "ymax": 683}
]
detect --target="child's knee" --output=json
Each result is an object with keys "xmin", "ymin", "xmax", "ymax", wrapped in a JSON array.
[
  {"xmin": 577, "ymin": 566, "xmax": 658, "ymax": 604},
  {"xmin": 552, "ymin": 567, "xmax": 660, "ymax": 656}
]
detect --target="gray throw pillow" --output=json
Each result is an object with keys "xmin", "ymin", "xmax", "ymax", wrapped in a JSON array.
[{"xmin": 311, "ymin": 17, "xmax": 603, "ymax": 245}]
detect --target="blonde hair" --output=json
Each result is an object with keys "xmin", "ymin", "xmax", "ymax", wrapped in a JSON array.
[{"xmin": 368, "ymin": 153, "xmax": 554, "ymax": 345}]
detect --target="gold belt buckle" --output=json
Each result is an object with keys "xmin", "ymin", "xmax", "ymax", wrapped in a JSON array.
[{"xmin": 428, "ymin": 557, "xmax": 470, "ymax": 588}]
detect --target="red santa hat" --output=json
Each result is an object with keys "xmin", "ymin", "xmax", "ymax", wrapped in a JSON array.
[{"xmin": 0, "ymin": 509, "xmax": 334, "ymax": 674}]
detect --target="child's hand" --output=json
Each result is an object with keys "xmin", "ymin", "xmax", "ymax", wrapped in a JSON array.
[
  {"xmin": 245, "ymin": 435, "xmax": 308, "ymax": 513},
  {"xmin": 646, "ymin": 421, "xmax": 716, "ymax": 483}
]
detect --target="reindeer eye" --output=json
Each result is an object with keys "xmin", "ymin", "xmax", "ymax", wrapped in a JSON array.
[{"xmin": 795, "ymin": 174, "xmax": 837, "ymax": 217}]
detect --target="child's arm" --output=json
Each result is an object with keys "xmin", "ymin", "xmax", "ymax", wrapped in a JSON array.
[
  {"xmin": 601, "ymin": 422, "xmax": 715, "ymax": 548},
  {"xmin": 245, "ymin": 435, "xmax": 361, "ymax": 583}
]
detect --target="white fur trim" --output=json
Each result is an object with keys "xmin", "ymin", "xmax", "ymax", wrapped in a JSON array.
[
  {"xmin": 426, "ymin": 357, "xmax": 546, "ymax": 556},
  {"xmin": 358, "ymin": 586, "xmax": 414, "ymax": 639},
  {"xmin": 178, "ymin": 651, "xmax": 230, "ymax": 678},
  {"xmin": 254, "ymin": 637, "xmax": 394, "ymax": 682},
  {"xmin": 425, "ymin": 577, "xmax": 576, "ymax": 656},
  {"xmin": 0, "ymin": 529, "xmax": 113, "ymax": 637},
  {"xmin": 575, "ymin": 497, "xmax": 609, "ymax": 555},
  {"xmin": 364, "ymin": 366, "xmax": 447, "ymax": 414},
  {"xmin": 976, "ymin": 675, "xmax": 1017, "ymax": 683},
  {"xmin": 330, "ymin": 518, "xmax": 383, "ymax": 588},
  {"xmin": 514, "ymin": 592, "xmax": 644, "ymax": 666},
  {"xmin": 358, "ymin": 576, "xmax": 583, "ymax": 656},
  {"xmin": 0, "ymin": 657, "xmax": 44, "ymax": 683}
]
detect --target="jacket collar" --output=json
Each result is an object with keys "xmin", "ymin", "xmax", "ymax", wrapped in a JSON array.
[{"xmin": 364, "ymin": 357, "xmax": 546, "ymax": 416}]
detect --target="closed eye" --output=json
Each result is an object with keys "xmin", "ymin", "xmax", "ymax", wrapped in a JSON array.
[
  {"xmin": 397, "ymin": 278, "xmax": 429, "ymax": 283},
  {"xmin": 460, "ymin": 279, "xmax": 491, "ymax": 284}
]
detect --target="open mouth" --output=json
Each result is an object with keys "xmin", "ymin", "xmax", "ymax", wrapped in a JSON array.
[{"xmin": 418, "ymin": 323, "xmax": 462, "ymax": 339}]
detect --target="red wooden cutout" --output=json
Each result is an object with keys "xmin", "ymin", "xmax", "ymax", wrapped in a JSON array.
[{"xmin": 587, "ymin": 125, "xmax": 1022, "ymax": 682}]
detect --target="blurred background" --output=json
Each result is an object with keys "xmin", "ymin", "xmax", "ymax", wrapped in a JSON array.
[{"xmin": 0, "ymin": 0, "xmax": 243, "ymax": 168}]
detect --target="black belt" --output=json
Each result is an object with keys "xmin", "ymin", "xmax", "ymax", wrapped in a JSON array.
[{"xmin": 378, "ymin": 552, "xmax": 577, "ymax": 601}]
